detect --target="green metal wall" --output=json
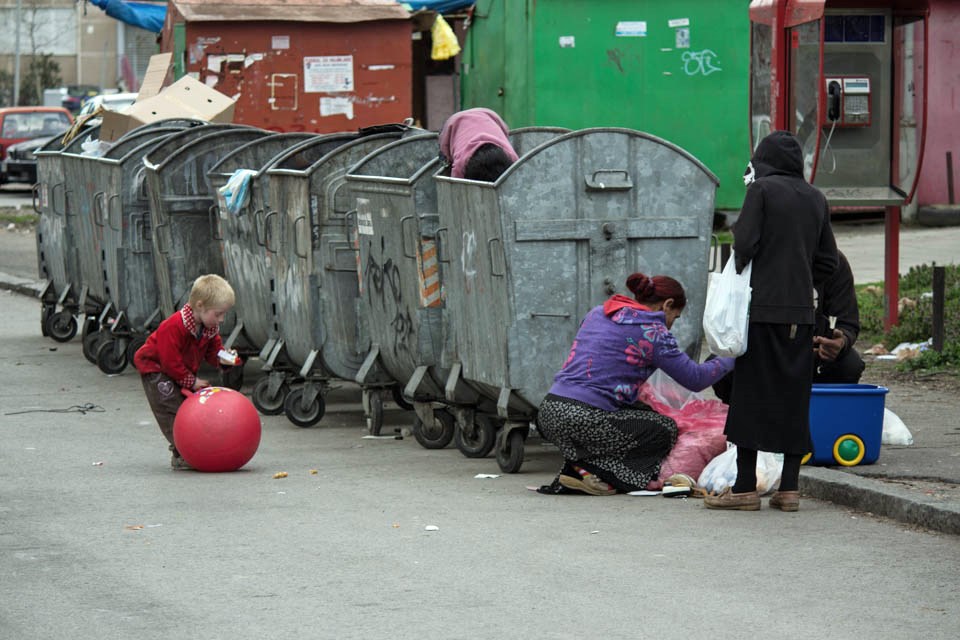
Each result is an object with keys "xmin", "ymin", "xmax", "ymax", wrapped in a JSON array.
[{"xmin": 462, "ymin": 0, "xmax": 751, "ymax": 210}]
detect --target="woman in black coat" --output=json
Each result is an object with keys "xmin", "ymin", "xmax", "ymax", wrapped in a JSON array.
[{"xmin": 705, "ymin": 131, "xmax": 838, "ymax": 512}]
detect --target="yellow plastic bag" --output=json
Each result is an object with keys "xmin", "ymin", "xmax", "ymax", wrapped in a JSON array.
[{"xmin": 431, "ymin": 15, "xmax": 461, "ymax": 61}]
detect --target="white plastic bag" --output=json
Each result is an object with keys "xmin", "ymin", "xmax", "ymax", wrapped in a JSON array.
[
  {"xmin": 703, "ymin": 254, "xmax": 752, "ymax": 357},
  {"xmin": 881, "ymin": 408, "xmax": 914, "ymax": 446},
  {"xmin": 217, "ymin": 169, "xmax": 257, "ymax": 215},
  {"xmin": 697, "ymin": 444, "xmax": 783, "ymax": 495}
]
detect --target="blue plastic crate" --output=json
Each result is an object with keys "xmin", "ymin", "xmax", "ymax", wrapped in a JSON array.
[{"xmin": 807, "ymin": 383, "xmax": 889, "ymax": 466}]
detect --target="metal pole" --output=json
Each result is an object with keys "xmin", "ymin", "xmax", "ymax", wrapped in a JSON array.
[
  {"xmin": 13, "ymin": 0, "xmax": 21, "ymax": 105},
  {"xmin": 883, "ymin": 205, "xmax": 900, "ymax": 330}
]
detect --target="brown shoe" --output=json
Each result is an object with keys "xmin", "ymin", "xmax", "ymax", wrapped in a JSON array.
[
  {"xmin": 769, "ymin": 490, "xmax": 800, "ymax": 512},
  {"xmin": 558, "ymin": 472, "xmax": 616, "ymax": 496},
  {"xmin": 703, "ymin": 487, "xmax": 761, "ymax": 511}
]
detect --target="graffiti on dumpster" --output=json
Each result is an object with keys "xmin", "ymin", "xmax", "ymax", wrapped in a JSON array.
[
  {"xmin": 363, "ymin": 239, "xmax": 413, "ymax": 356},
  {"xmin": 681, "ymin": 49, "xmax": 722, "ymax": 76},
  {"xmin": 461, "ymin": 231, "xmax": 477, "ymax": 293}
]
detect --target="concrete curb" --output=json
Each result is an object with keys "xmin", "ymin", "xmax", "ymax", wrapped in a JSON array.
[
  {"xmin": 0, "ymin": 271, "xmax": 42, "ymax": 299},
  {"xmin": 800, "ymin": 466, "xmax": 960, "ymax": 536}
]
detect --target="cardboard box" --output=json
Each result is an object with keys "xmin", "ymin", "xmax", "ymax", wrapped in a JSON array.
[{"xmin": 99, "ymin": 53, "xmax": 236, "ymax": 141}]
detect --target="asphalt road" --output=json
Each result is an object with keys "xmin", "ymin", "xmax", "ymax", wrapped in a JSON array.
[{"xmin": 2, "ymin": 290, "xmax": 959, "ymax": 639}]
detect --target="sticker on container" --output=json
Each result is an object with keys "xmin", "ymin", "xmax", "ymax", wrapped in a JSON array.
[
  {"xmin": 272, "ymin": 35, "xmax": 290, "ymax": 50},
  {"xmin": 356, "ymin": 199, "xmax": 374, "ymax": 236},
  {"xmin": 615, "ymin": 21, "xmax": 647, "ymax": 37},
  {"xmin": 668, "ymin": 18, "xmax": 690, "ymax": 28},
  {"xmin": 559, "ymin": 35, "xmax": 575, "ymax": 48},
  {"xmin": 320, "ymin": 96, "xmax": 354, "ymax": 120},
  {"xmin": 304, "ymin": 55, "xmax": 354, "ymax": 93},
  {"xmin": 676, "ymin": 27, "xmax": 690, "ymax": 49}
]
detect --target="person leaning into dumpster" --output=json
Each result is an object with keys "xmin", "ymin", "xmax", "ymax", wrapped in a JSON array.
[
  {"xmin": 438, "ymin": 107, "xmax": 519, "ymax": 182},
  {"xmin": 535, "ymin": 273, "xmax": 735, "ymax": 496},
  {"xmin": 711, "ymin": 250, "xmax": 866, "ymax": 402},
  {"xmin": 704, "ymin": 130, "xmax": 838, "ymax": 513},
  {"xmin": 133, "ymin": 274, "xmax": 241, "ymax": 470}
]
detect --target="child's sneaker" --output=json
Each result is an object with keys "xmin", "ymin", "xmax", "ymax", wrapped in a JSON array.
[{"xmin": 170, "ymin": 454, "xmax": 193, "ymax": 470}]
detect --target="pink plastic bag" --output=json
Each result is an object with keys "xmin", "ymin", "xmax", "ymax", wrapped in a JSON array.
[{"xmin": 638, "ymin": 371, "xmax": 728, "ymax": 490}]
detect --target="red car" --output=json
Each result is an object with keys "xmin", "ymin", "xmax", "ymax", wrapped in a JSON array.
[{"xmin": 0, "ymin": 106, "xmax": 73, "ymax": 184}]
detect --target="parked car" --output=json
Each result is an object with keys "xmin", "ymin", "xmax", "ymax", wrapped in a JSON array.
[
  {"xmin": 61, "ymin": 84, "xmax": 101, "ymax": 113},
  {"xmin": 77, "ymin": 92, "xmax": 138, "ymax": 124},
  {"xmin": 0, "ymin": 107, "xmax": 73, "ymax": 185}
]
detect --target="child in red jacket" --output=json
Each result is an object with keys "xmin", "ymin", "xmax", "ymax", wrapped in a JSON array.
[{"xmin": 134, "ymin": 274, "xmax": 241, "ymax": 469}]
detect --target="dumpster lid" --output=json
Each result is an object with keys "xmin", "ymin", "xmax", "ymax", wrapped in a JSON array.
[{"xmin": 171, "ymin": 0, "xmax": 411, "ymax": 22}]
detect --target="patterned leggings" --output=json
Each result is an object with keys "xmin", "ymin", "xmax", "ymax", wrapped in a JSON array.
[{"xmin": 537, "ymin": 394, "xmax": 678, "ymax": 492}]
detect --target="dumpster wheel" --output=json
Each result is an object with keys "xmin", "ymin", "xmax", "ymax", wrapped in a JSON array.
[
  {"xmin": 391, "ymin": 385, "xmax": 414, "ymax": 411},
  {"xmin": 496, "ymin": 429, "xmax": 526, "ymax": 474},
  {"xmin": 95, "ymin": 338, "xmax": 129, "ymax": 375},
  {"xmin": 46, "ymin": 310, "xmax": 77, "ymax": 342},
  {"xmin": 454, "ymin": 415, "xmax": 498, "ymax": 458},
  {"xmin": 283, "ymin": 388, "xmax": 325, "ymax": 428},
  {"xmin": 82, "ymin": 330, "xmax": 106, "ymax": 365},
  {"xmin": 413, "ymin": 409, "xmax": 455, "ymax": 449},
  {"xmin": 252, "ymin": 377, "xmax": 289, "ymax": 416}
]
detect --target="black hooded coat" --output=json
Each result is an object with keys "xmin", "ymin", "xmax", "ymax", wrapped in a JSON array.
[{"xmin": 724, "ymin": 131, "xmax": 840, "ymax": 455}]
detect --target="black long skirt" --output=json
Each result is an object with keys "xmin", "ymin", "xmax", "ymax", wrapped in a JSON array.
[{"xmin": 724, "ymin": 322, "xmax": 814, "ymax": 455}]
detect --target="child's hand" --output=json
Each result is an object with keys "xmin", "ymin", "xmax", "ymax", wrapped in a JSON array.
[{"xmin": 193, "ymin": 378, "xmax": 211, "ymax": 390}]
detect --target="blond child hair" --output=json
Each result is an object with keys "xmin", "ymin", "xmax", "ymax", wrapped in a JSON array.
[{"xmin": 188, "ymin": 274, "xmax": 235, "ymax": 310}]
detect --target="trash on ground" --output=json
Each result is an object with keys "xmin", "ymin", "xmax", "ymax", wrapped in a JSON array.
[
  {"xmin": 92, "ymin": 461, "xmax": 104, "ymax": 466},
  {"xmin": 882, "ymin": 408, "xmax": 914, "ymax": 446},
  {"xmin": 273, "ymin": 472, "xmax": 288, "ymax": 479},
  {"xmin": 424, "ymin": 525, "xmax": 439, "ymax": 531},
  {"xmin": 627, "ymin": 490, "xmax": 661, "ymax": 497},
  {"xmin": 361, "ymin": 435, "xmax": 397, "ymax": 440},
  {"xmin": 474, "ymin": 473, "xmax": 500, "ymax": 479},
  {"xmin": 124, "ymin": 524, "xmax": 144, "ymax": 531}
]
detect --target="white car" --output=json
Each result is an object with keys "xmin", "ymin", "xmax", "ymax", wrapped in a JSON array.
[{"xmin": 78, "ymin": 92, "xmax": 138, "ymax": 120}]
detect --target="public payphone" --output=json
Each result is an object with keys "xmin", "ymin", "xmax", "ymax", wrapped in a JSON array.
[{"xmin": 748, "ymin": 0, "xmax": 929, "ymax": 329}]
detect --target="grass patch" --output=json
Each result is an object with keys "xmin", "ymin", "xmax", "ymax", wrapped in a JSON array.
[
  {"xmin": 0, "ymin": 209, "xmax": 38, "ymax": 227},
  {"xmin": 857, "ymin": 263, "xmax": 960, "ymax": 372}
]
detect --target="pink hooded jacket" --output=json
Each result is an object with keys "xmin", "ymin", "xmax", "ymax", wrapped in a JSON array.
[{"xmin": 438, "ymin": 108, "xmax": 519, "ymax": 179}]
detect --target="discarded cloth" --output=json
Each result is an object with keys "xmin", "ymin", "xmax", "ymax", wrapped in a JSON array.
[{"xmin": 218, "ymin": 169, "xmax": 257, "ymax": 215}]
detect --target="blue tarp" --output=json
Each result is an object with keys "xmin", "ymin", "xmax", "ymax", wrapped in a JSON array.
[
  {"xmin": 403, "ymin": 1, "xmax": 474, "ymax": 12},
  {"xmin": 90, "ymin": 0, "xmax": 166, "ymax": 33}
]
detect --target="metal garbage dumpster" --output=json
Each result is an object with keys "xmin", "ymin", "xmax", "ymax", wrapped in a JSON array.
[
  {"xmin": 143, "ymin": 125, "xmax": 268, "ymax": 325},
  {"xmin": 434, "ymin": 128, "xmax": 719, "ymax": 472},
  {"xmin": 206, "ymin": 132, "xmax": 319, "ymax": 359},
  {"xmin": 85, "ymin": 126, "xmax": 198, "ymax": 374},
  {"xmin": 33, "ymin": 126, "xmax": 99, "ymax": 343},
  {"xmin": 264, "ymin": 127, "xmax": 411, "ymax": 429},
  {"xmin": 346, "ymin": 127, "xmax": 570, "ymax": 453}
]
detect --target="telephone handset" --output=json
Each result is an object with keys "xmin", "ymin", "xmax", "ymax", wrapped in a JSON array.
[{"xmin": 822, "ymin": 76, "xmax": 871, "ymax": 127}]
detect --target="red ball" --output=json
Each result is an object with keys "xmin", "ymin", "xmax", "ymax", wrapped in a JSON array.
[{"xmin": 173, "ymin": 387, "xmax": 261, "ymax": 472}]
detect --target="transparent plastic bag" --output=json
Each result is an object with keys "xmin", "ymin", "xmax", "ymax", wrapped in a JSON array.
[
  {"xmin": 881, "ymin": 408, "xmax": 914, "ymax": 446},
  {"xmin": 697, "ymin": 445, "xmax": 783, "ymax": 495},
  {"xmin": 703, "ymin": 254, "xmax": 752, "ymax": 357}
]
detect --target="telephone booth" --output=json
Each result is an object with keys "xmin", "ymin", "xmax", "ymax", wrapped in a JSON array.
[{"xmin": 748, "ymin": 0, "xmax": 928, "ymax": 328}]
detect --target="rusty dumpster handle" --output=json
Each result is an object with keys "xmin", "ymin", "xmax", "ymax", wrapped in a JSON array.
[
  {"xmin": 263, "ymin": 211, "xmax": 278, "ymax": 254},
  {"xmin": 253, "ymin": 209, "xmax": 266, "ymax": 246},
  {"xmin": 584, "ymin": 170, "xmax": 632, "ymax": 192},
  {"xmin": 487, "ymin": 237, "xmax": 506, "ymax": 277},
  {"xmin": 63, "ymin": 188, "xmax": 75, "ymax": 217},
  {"xmin": 344, "ymin": 209, "xmax": 358, "ymax": 245},
  {"xmin": 154, "ymin": 221, "xmax": 169, "ymax": 255},
  {"xmin": 31, "ymin": 184, "xmax": 41, "ymax": 214},
  {"xmin": 51, "ymin": 183, "xmax": 65, "ymax": 216},
  {"xmin": 209, "ymin": 203, "xmax": 222, "ymax": 241},
  {"xmin": 293, "ymin": 216, "xmax": 308, "ymax": 259},
  {"xmin": 93, "ymin": 191, "xmax": 106, "ymax": 227},
  {"xmin": 107, "ymin": 194, "xmax": 122, "ymax": 232},
  {"xmin": 435, "ymin": 227, "xmax": 449, "ymax": 264},
  {"xmin": 400, "ymin": 215, "xmax": 416, "ymax": 259}
]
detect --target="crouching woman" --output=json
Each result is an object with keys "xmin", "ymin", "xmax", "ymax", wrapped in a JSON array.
[{"xmin": 537, "ymin": 273, "xmax": 734, "ymax": 495}]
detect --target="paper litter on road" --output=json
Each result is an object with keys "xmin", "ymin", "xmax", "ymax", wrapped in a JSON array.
[
  {"xmin": 627, "ymin": 490, "xmax": 662, "ymax": 496},
  {"xmin": 474, "ymin": 473, "xmax": 500, "ymax": 479},
  {"xmin": 361, "ymin": 435, "xmax": 396, "ymax": 440},
  {"xmin": 424, "ymin": 525, "xmax": 439, "ymax": 531}
]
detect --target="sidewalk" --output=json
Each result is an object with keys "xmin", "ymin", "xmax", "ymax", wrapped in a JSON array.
[{"xmin": 2, "ymin": 221, "xmax": 959, "ymax": 535}]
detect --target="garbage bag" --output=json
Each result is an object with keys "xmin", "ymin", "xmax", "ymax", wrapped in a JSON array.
[
  {"xmin": 217, "ymin": 169, "xmax": 257, "ymax": 216},
  {"xmin": 431, "ymin": 14, "xmax": 461, "ymax": 61},
  {"xmin": 638, "ymin": 370, "xmax": 729, "ymax": 490},
  {"xmin": 703, "ymin": 254, "xmax": 752, "ymax": 357},
  {"xmin": 881, "ymin": 408, "xmax": 914, "ymax": 446},
  {"xmin": 697, "ymin": 445, "xmax": 783, "ymax": 495}
]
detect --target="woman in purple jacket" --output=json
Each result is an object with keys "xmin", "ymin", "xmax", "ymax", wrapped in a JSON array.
[{"xmin": 537, "ymin": 273, "xmax": 735, "ymax": 495}]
